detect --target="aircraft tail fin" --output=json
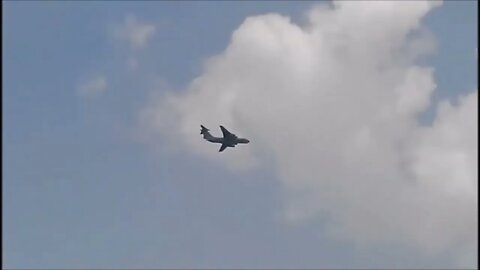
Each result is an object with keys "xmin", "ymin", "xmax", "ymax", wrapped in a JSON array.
[
  {"xmin": 200, "ymin": 125, "xmax": 209, "ymax": 135},
  {"xmin": 200, "ymin": 125, "xmax": 214, "ymax": 140}
]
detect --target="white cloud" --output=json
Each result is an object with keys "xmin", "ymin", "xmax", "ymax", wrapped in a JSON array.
[
  {"xmin": 139, "ymin": 1, "xmax": 477, "ymax": 267},
  {"xmin": 114, "ymin": 15, "xmax": 156, "ymax": 50},
  {"xmin": 77, "ymin": 76, "xmax": 108, "ymax": 98},
  {"xmin": 404, "ymin": 91, "xmax": 477, "ymax": 267}
]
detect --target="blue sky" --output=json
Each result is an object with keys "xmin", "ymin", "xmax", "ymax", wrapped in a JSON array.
[{"xmin": 3, "ymin": 1, "xmax": 477, "ymax": 269}]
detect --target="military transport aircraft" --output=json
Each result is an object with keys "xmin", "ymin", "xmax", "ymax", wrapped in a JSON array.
[{"xmin": 200, "ymin": 125, "xmax": 250, "ymax": 152}]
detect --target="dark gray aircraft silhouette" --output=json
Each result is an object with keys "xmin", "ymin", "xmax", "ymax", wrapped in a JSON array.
[{"xmin": 200, "ymin": 125, "xmax": 250, "ymax": 152}]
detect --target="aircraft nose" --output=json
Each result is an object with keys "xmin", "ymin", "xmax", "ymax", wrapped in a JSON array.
[{"xmin": 246, "ymin": 139, "xmax": 250, "ymax": 143}]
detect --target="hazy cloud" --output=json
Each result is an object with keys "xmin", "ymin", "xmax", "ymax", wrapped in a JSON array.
[
  {"xmin": 114, "ymin": 15, "xmax": 156, "ymax": 51},
  {"xmin": 140, "ymin": 1, "xmax": 477, "ymax": 267},
  {"xmin": 77, "ymin": 76, "xmax": 108, "ymax": 98}
]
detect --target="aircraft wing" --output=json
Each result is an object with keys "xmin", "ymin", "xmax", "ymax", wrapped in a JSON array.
[
  {"xmin": 219, "ymin": 144, "xmax": 228, "ymax": 152},
  {"xmin": 220, "ymin": 125, "xmax": 237, "ymax": 140}
]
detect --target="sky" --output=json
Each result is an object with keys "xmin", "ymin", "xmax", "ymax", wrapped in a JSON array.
[{"xmin": 3, "ymin": 1, "xmax": 478, "ymax": 269}]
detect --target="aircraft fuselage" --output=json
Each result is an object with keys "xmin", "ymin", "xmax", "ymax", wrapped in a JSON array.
[{"xmin": 205, "ymin": 136, "xmax": 249, "ymax": 146}]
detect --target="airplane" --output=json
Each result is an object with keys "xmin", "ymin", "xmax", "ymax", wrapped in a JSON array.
[{"xmin": 200, "ymin": 125, "xmax": 250, "ymax": 152}]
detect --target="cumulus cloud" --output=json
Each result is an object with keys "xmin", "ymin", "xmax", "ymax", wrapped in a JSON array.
[
  {"xmin": 77, "ymin": 76, "xmax": 108, "ymax": 98},
  {"xmin": 114, "ymin": 15, "xmax": 156, "ymax": 51},
  {"xmin": 139, "ymin": 1, "xmax": 477, "ymax": 267}
]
